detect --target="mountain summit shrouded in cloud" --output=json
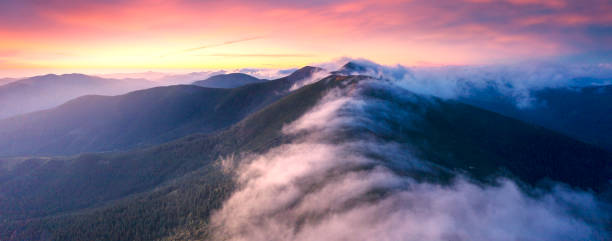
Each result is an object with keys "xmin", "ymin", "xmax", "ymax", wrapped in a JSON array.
[
  {"xmin": 210, "ymin": 73, "xmax": 610, "ymax": 241},
  {"xmin": 0, "ymin": 0, "xmax": 611, "ymax": 76}
]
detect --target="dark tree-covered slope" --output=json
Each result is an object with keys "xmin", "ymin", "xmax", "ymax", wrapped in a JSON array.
[
  {"xmin": 460, "ymin": 84, "xmax": 612, "ymax": 152},
  {"xmin": 1, "ymin": 75, "xmax": 609, "ymax": 241},
  {"xmin": 0, "ymin": 67, "xmax": 321, "ymax": 157}
]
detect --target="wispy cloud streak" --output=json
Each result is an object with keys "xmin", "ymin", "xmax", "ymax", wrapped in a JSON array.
[{"xmin": 161, "ymin": 36, "xmax": 263, "ymax": 57}]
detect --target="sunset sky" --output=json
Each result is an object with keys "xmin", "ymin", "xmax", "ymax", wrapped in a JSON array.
[{"xmin": 1, "ymin": 0, "xmax": 610, "ymax": 77}]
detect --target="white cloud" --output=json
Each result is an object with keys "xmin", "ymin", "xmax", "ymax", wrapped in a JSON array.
[{"xmin": 317, "ymin": 58, "xmax": 612, "ymax": 108}]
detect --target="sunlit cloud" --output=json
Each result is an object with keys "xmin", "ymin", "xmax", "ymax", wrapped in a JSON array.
[{"xmin": 162, "ymin": 36, "xmax": 265, "ymax": 57}]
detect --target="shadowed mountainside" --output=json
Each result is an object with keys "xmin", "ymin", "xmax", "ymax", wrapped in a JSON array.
[
  {"xmin": 1, "ymin": 74, "xmax": 609, "ymax": 241},
  {"xmin": 460, "ymin": 84, "xmax": 612, "ymax": 151},
  {"xmin": 0, "ymin": 67, "xmax": 321, "ymax": 157}
]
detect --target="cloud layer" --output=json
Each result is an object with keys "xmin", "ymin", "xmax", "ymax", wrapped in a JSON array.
[
  {"xmin": 318, "ymin": 58, "xmax": 612, "ymax": 107},
  {"xmin": 210, "ymin": 76, "xmax": 609, "ymax": 241}
]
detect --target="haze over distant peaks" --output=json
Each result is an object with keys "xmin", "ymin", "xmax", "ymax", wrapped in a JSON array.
[
  {"xmin": 0, "ymin": 73, "xmax": 155, "ymax": 119},
  {"xmin": 192, "ymin": 73, "xmax": 266, "ymax": 88},
  {"xmin": 0, "ymin": 77, "xmax": 19, "ymax": 86}
]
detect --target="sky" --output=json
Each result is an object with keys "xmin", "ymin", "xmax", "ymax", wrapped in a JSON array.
[{"xmin": 0, "ymin": 0, "xmax": 610, "ymax": 77}]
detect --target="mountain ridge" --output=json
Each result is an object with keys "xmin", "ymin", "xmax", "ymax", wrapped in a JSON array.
[
  {"xmin": 1, "ymin": 74, "xmax": 609, "ymax": 240},
  {"xmin": 0, "ymin": 67, "xmax": 324, "ymax": 157},
  {"xmin": 192, "ymin": 72, "xmax": 266, "ymax": 88}
]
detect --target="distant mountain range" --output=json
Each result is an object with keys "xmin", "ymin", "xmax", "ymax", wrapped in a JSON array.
[
  {"xmin": 102, "ymin": 71, "xmax": 218, "ymax": 85},
  {"xmin": 0, "ymin": 74, "xmax": 155, "ymax": 119},
  {"xmin": 0, "ymin": 77, "xmax": 19, "ymax": 86},
  {"xmin": 192, "ymin": 73, "xmax": 267, "ymax": 88},
  {"xmin": 1, "ymin": 64, "xmax": 610, "ymax": 240},
  {"xmin": 0, "ymin": 67, "xmax": 321, "ymax": 156}
]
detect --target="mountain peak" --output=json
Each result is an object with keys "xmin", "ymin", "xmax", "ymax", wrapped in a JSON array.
[
  {"xmin": 223, "ymin": 73, "xmax": 256, "ymax": 78},
  {"xmin": 27, "ymin": 73, "xmax": 100, "ymax": 82},
  {"xmin": 331, "ymin": 61, "xmax": 370, "ymax": 75},
  {"xmin": 286, "ymin": 66, "xmax": 325, "ymax": 82},
  {"xmin": 192, "ymin": 72, "xmax": 265, "ymax": 88}
]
